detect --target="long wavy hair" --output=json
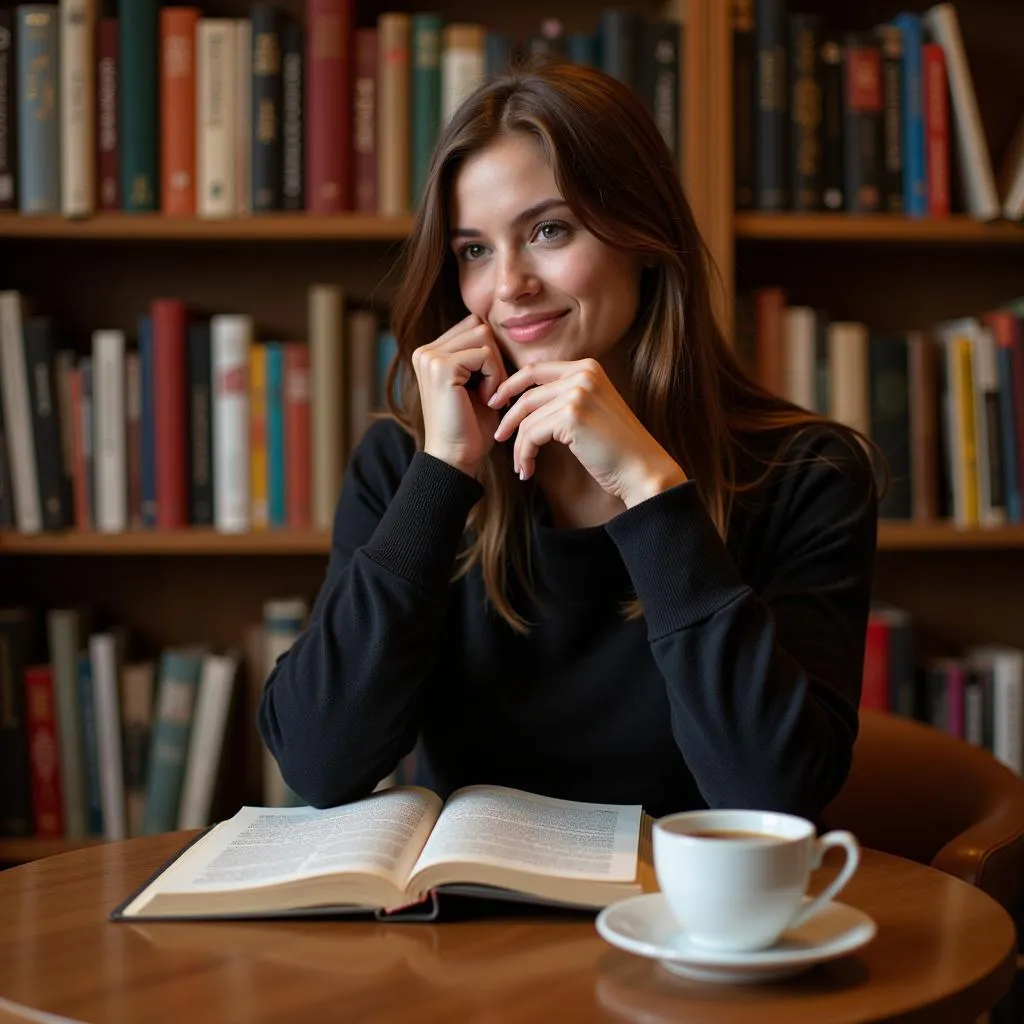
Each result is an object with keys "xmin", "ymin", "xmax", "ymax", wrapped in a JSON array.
[{"xmin": 387, "ymin": 59, "xmax": 866, "ymax": 633}]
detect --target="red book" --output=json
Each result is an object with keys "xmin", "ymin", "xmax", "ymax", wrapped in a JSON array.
[
  {"xmin": 923, "ymin": 42, "xmax": 950, "ymax": 218},
  {"xmin": 284, "ymin": 343, "xmax": 312, "ymax": 528},
  {"xmin": 861, "ymin": 615, "xmax": 890, "ymax": 711},
  {"xmin": 152, "ymin": 299, "xmax": 189, "ymax": 528},
  {"xmin": 24, "ymin": 665, "xmax": 63, "ymax": 839},
  {"xmin": 353, "ymin": 27, "xmax": 378, "ymax": 214},
  {"xmin": 306, "ymin": 0, "xmax": 353, "ymax": 212},
  {"xmin": 96, "ymin": 18, "xmax": 119, "ymax": 211}
]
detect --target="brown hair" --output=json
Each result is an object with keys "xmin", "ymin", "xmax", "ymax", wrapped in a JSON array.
[{"xmin": 387, "ymin": 59, "xmax": 871, "ymax": 633}]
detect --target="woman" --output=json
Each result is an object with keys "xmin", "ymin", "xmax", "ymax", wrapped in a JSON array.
[{"xmin": 258, "ymin": 60, "xmax": 878, "ymax": 820}]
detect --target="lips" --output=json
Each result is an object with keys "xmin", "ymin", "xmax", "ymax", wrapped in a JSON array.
[{"xmin": 501, "ymin": 310, "xmax": 569, "ymax": 343}]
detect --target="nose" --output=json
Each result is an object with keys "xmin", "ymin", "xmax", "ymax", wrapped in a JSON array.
[{"xmin": 495, "ymin": 247, "xmax": 541, "ymax": 303}]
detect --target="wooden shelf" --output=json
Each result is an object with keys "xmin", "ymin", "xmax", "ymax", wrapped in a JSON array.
[
  {"xmin": 876, "ymin": 522, "xmax": 1024, "ymax": 550},
  {"xmin": 0, "ymin": 528, "xmax": 332, "ymax": 555},
  {"xmin": 1, "ymin": 524, "xmax": 1024, "ymax": 554},
  {"xmin": 0, "ymin": 212, "xmax": 416, "ymax": 241},
  {"xmin": 0, "ymin": 837, "xmax": 104, "ymax": 865},
  {"xmin": 734, "ymin": 213, "xmax": 1024, "ymax": 244}
]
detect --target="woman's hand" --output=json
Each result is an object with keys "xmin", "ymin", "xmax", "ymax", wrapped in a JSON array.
[
  {"xmin": 488, "ymin": 358, "xmax": 688, "ymax": 507},
  {"xmin": 412, "ymin": 314, "xmax": 508, "ymax": 478}
]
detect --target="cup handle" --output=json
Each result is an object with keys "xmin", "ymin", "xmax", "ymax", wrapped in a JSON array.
[{"xmin": 788, "ymin": 830, "xmax": 860, "ymax": 929}]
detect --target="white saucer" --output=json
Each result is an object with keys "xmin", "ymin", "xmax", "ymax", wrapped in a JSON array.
[{"xmin": 596, "ymin": 893, "xmax": 877, "ymax": 984}]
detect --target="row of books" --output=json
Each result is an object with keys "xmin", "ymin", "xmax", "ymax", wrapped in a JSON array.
[
  {"xmin": 734, "ymin": 1, "xmax": 1024, "ymax": 221},
  {"xmin": 862, "ymin": 604, "xmax": 1024, "ymax": 776},
  {"xmin": 0, "ymin": 287, "xmax": 399, "ymax": 536},
  {"xmin": 750, "ymin": 288, "xmax": 1024, "ymax": 527},
  {"xmin": 0, "ymin": 2, "xmax": 681, "ymax": 220}
]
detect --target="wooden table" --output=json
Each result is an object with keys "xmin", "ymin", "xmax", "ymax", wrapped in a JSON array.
[{"xmin": 0, "ymin": 832, "xmax": 1016, "ymax": 1023}]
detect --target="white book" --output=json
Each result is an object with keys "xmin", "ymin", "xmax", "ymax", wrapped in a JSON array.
[
  {"xmin": 59, "ymin": 0, "xmax": 96, "ymax": 217},
  {"xmin": 90, "ymin": 632, "xmax": 126, "ymax": 842},
  {"xmin": 197, "ymin": 19, "xmax": 237, "ymax": 218},
  {"xmin": 441, "ymin": 24, "xmax": 485, "ymax": 125},
  {"xmin": 922, "ymin": 4, "xmax": 999, "ymax": 221},
  {"xmin": 234, "ymin": 18, "xmax": 252, "ymax": 215},
  {"xmin": 0, "ymin": 291, "xmax": 43, "ymax": 533},
  {"xmin": 827, "ymin": 321, "xmax": 870, "ymax": 437},
  {"xmin": 211, "ymin": 314, "xmax": 252, "ymax": 532},
  {"xmin": 92, "ymin": 329, "xmax": 127, "ymax": 532},
  {"xmin": 782, "ymin": 306, "xmax": 817, "ymax": 411},
  {"xmin": 968, "ymin": 645, "xmax": 1024, "ymax": 776},
  {"xmin": 177, "ymin": 650, "xmax": 240, "ymax": 829},
  {"xmin": 309, "ymin": 284, "xmax": 345, "ymax": 530}
]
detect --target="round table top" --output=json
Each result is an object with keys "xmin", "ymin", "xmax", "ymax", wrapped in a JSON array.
[{"xmin": 0, "ymin": 832, "xmax": 1016, "ymax": 1024}]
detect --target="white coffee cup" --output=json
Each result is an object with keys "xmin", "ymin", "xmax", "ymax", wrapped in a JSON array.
[{"xmin": 652, "ymin": 809, "xmax": 860, "ymax": 953}]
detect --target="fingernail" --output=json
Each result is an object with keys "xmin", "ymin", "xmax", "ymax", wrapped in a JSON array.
[
  {"xmin": 519, "ymin": 468, "xmax": 526, "ymax": 481},
  {"xmin": 487, "ymin": 394, "xmax": 499, "ymax": 408}
]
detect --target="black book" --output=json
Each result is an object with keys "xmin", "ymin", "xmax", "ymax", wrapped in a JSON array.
[
  {"xmin": 251, "ymin": 2, "xmax": 283, "ymax": 212},
  {"xmin": 842, "ymin": 32, "xmax": 884, "ymax": 214},
  {"xmin": 875, "ymin": 23, "xmax": 903, "ymax": 214},
  {"xmin": 0, "ymin": 608, "xmax": 32, "ymax": 838},
  {"xmin": 280, "ymin": 16, "xmax": 303, "ymax": 211},
  {"xmin": 789, "ymin": 13, "xmax": 822, "ymax": 211},
  {"xmin": 187, "ymin": 320, "xmax": 214, "ymax": 526},
  {"xmin": 0, "ymin": 9, "xmax": 15, "ymax": 211},
  {"xmin": 820, "ymin": 32, "xmax": 844, "ymax": 211},
  {"xmin": 754, "ymin": 0, "xmax": 788, "ymax": 210}
]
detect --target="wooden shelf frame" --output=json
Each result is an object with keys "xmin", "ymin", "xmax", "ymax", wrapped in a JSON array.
[
  {"xmin": 735, "ymin": 213, "xmax": 1024, "ymax": 244},
  {"xmin": 0, "ymin": 212, "xmax": 416, "ymax": 241},
  {"xmin": 2, "ymin": 524, "xmax": 1024, "ymax": 555}
]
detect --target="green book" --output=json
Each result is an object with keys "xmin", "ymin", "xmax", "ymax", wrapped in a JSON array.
[
  {"xmin": 119, "ymin": 0, "xmax": 159, "ymax": 211},
  {"xmin": 411, "ymin": 13, "xmax": 442, "ymax": 207}
]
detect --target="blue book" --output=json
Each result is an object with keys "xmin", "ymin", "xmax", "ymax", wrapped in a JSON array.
[
  {"xmin": 893, "ymin": 13, "xmax": 927, "ymax": 218},
  {"xmin": 142, "ymin": 649, "xmax": 204, "ymax": 835},
  {"xmin": 266, "ymin": 342, "xmax": 286, "ymax": 527},
  {"xmin": 76, "ymin": 652, "xmax": 105, "ymax": 836},
  {"xmin": 16, "ymin": 5, "xmax": 59, "ymax": 214},
  {"xmin": 138, "ymin": 316, "xmax": 157, "ymax": 527},
  {"xmin": 567, "ymin": 32, "xmax": 597, "ymax": 68}
]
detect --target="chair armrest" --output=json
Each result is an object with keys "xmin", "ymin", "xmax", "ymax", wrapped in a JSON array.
[{"xmin": 932, "ymin": 817, "xmax": 1024, "ymax": 909}]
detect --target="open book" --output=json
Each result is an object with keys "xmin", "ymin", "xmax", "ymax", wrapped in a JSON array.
[{"xmin": 112, "ymin": 784, "xmax": 648, "ymax": 921}]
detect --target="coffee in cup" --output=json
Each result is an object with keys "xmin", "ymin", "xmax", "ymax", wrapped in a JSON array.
[{"xmin": 652, "ymin": 809, "xmax": 860, "ymax": 952}]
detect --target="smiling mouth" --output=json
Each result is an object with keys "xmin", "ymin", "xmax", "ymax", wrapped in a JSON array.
[{"xmin": 502, "ymin": 311, "xmax": 569, "ymax": 343}]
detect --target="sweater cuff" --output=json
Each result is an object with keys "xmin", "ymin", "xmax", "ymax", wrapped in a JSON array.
[
  {"xmin": 364, "ymin": 452, "xmax": 484, "ymax": 591},
  {"xmin": 605, "ymin": 482, "xmax": 748, "ymax": 639}
]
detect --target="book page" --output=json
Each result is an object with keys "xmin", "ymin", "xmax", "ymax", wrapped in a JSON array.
[
  {"xmin": 409, "ymin": 785, "xmax": 641, "ymax": 883},
  {"xmin": 137, "ymin": 787, "xmax": 442, "ymax": 898}
]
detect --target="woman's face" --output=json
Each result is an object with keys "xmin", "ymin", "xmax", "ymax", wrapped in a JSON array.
[{"xmin": 449, "ymin": 132, "xmax": 643, "ymax": 372}]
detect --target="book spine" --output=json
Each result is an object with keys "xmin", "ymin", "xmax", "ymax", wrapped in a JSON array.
[
  {"xmin": 907, "ymin": 330, "xmax": 939, "ymax": 520},
  {"xmin": 893, "ymin": 12, "xmax": 926, "ymax": 217},
  {"xmin": 441, "ymin": 21, "xmax": 484, "ymax": 125},
  {"xmin": 137, "ymin": 315, "xmax": 156, "ymax": 526},
  {"xmin": 142, "ymin": 650, "xmax": 202, "ymax": 834},
  {"xmin": 868, "ymin": 333, "xmax": 912, "ymax": 519},
  {"xmin": 46, "ymin": 608, "xmax": 86, "ymax": 839},
  {"xmin": 0, "ymin": 9, "xmax": 16, "ymax": 211},
  {"xmin": 92, "ymin": 329, "xmax": 127, "ymax": 533},
  {"xmin": 309, "ymin": 285, "xmax": 344, "ymax": 530},
  {"xmin": 234, "ymin": 18, "xmax": 251, "ymax": 215},
  {"xmin": 732, "ymin": 0, "xmax": 755, "ymax": 210},
  {"xmin": 187, "ymin": 319, "xmax": 214, "ymax": 526},
  {"xmin": 875, "ymin": 23, "xmax": 903, "ymax": 214},
  {"xmin": 644, "ymin": 19, "xmax": 681, "ymax": 162},
  {"xmin": 152, "ymin": 298, "xmax": 188, "ymax": 528},
  {"xmin": 788, "ymin": 13, "xmax": 820, "ymax": 211},
  {"xmin": 125, "ymin": 350, "xmax": 141, "ymax": 527},
  {"xmin": 265, "ymin": 342, "xmax": 285, "ymax": 527},
  {"xmin": 280, "ymin": 17, "xmax": 303, "ymax": 210},
  {"xmin": 597, "ymin": 8, "xmax": 638, "ymax": 90},
  {"xmin": 842, "ymin": 33, "xmax": 883, "ymax": 214},
  {"xmin": 0, "ymin": 369, "xmax": 14, "ymax": 527},
  {"xmin": 819, "ymin": 33, "xmax": 843, "ymax": 211},
  {"xmin": 23, "ymin": 317, "xmax": 71, "ymax": 531},
  {"xmin": 306, "ymin": 0, "xmax": 352, "ymax": 212},
  {"xmin": 60, "ymin": 0, "xmax": 95, "ymax": 217},
  {"xmin": 923, "ymin": 43, "xmax": 950, "ymax": 218},
  {"xmin": 753, "ymin": 0, "xmax": 788, "ymax": 211},
  {"xmin": 346, "ymin": 308, "xmax": 376, "ymax": 459},
  {"xmin": 17, "ymin": 6, "xmax": 59, "ymax": 215},
  {"xmin": 410, "ymin": 15, "xmax": 439, "ymax": 205},
  {"xmin": 251, "ymin": 2, "xmax": 283, "ymax": 212},
  {"xmin": 197, "ymin": 20, "xmax": 236, "ymax": 218},
  {"xmin": 211, "ymin": 314, "xmax": 252, "ymax": 533},
  {"xmin": 0, "ymin": 611, "xmax": 32, "ymax": 837},
  {"xmin": 96, "ymin": 17, "xmax": 118, "ymax": 210},
  {"xmin": 0, "ymin": 291, "xmax": 43, "ymax": 534},
  {"xmin": 160, "ymin": 7, "xmax": 199, "ymax": 216},
  {"xmin": 25, "ymin": 664, "xmax": 63, "ymax": 838},
  {"xmin": 353, "ymin": 26, "xmax": 378, "ymax": 213},
  {"xmin": 78, "ymin": 355, "xmax": 96, "ymax": 529},
  {"xmin": 119, "ymin": 0, "xmax": 158, "ymax": 211},
  {"xmin": 283, "ymin": 341, "xmax": 311, "ymax": 527},
  {"xmin": 249, "ymin": 342, "xmax": 268, "ymax": 529},
  {"xmin": 119, "ymin": 661, "xmax": 154, "ymax": 838},
  {"xmin": 378, "ymin": 14, "xmax": 410, "ymax": 217}
]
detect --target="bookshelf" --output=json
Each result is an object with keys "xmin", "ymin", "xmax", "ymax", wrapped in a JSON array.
[{"xmin": 2, "ymin": 0, "xmax": 1024, "ymax": 871}]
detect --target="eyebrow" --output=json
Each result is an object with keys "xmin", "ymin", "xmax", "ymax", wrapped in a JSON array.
[{"xmin": 450, "ymin": 198, "xmax": 569, "ymax": 240}]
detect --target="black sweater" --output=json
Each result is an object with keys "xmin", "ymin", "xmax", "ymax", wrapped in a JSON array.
[{"xmin": 258, "ymin": 418, "xmax": 878, "ymax": 820}]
